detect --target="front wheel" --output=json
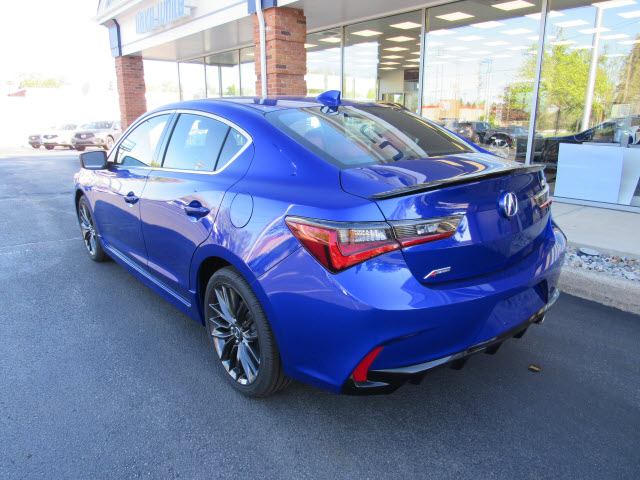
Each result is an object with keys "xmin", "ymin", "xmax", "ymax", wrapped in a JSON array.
[
  {"xmin": 44, "ymin": 145, "xmax": 53, "ymax": 150},
  {"xmin": 489, "ymin": 139, "xmax": 510, "ymax": 158},
  {"xmin": 31, "ymin": 144, "xmax": 40, "ymax": 149},
  {"xmin": 105, "ymin": 136, "xmax": 114, "ymax": 150},
  {"xmin": 75, "ymin": 146, "xmax": 85, "ymax": 151},
  {"xmin": 77, "ymin": 196, "xmax": 106, "ymax": 262},
  {"xmin": 205, "ymin": 267, "xmax": 290, "ymax": 397}
]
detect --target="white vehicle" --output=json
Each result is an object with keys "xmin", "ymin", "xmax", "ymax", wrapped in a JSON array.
[{"xmin": 41, "ymin": 123, "xmax": 84, "ymax": 150}]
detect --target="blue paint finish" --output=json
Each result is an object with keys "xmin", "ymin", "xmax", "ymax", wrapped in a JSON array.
[{"xmin": 74, "ymin": 97, "xmax": 566, "ymax": 394}]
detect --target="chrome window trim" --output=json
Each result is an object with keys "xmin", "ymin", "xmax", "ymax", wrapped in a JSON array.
[
  {"xmin": 110, "ymin": 109, "xmax": 253, "ymax": 176},
  {"xmin": 108, "ymin": 110, "xmax": 175, "ymax": 164}
]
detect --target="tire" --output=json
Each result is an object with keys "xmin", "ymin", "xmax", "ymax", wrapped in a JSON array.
[
  {"xmin": 75, "ymin": 146, "xmax": 85, "ymax": 152},
  {"xmin": 489, "ymin": 139, "xmax": 510, "ymax": 158},
  {"xmin": 44, "ymin": 145, "xmax": 53, "ymax": 150},
  {"xmin": 69, "ymin": 145, "xmax": 75, "ymax": 150},
  {"xmin": 31, "ymin": 144, "xmax": 40, "ymax": 149},
  {"xmin": 472, "ymin": 133, "xmax": 481, "ymax": 144},
  {"xmin": 204, "ymin": 267, "xmax": 290, "ymax": 397},
  {"xmin": 105, "ymin": 136, "xmax": 114, "ymax": 150},
  {"xmin": 77, "ymin": 196, "xmax": 107, "ymax": 262}
]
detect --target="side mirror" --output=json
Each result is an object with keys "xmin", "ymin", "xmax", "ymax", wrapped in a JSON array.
[{"xmin": 80, "ymin": 150, "xmax": 108, "ymax": 170}]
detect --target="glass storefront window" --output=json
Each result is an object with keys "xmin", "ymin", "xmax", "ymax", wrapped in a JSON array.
[
  {"xmin": 205, "ymin": 63, "xmax": 220, "ymax": 98},
  {"xmin": 343, "ymin": 11, "xmax": 423, "ymax": 113},
  {"xmin": 206, "ymin": 50, "xmax": 240, "ymax": 97},
  {"xmin": 305, "ymin": 30, "xmax": 342, "ymax": 96},
  {"xmin": 240, "ymin": 47, "xmax": 256, "ymax": 96},
  {"xmin": 534, "ymin": 0, "xmax": 640, "ymax": 206},
  {"xmin": 178, "ymin": 59, "xmax": 206, "ymax": 101},
  {"xmin": 422, "ymin": 0, "xmax": 544, "ymax": 161},
  {"xmin": 143, "ymin": 60, "xmax": 179, "ymax": 109}
]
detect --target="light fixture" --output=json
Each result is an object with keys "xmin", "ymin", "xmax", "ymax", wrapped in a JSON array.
[
  {"xmin": 502, "ymin": 28, "xmax": 532, "ymax": 35},
  {"xmin": 601, "ymin": 33, "xmax": 629, "ymax": 39},
  {"xmin": 380, "ymin": 61, "xmax": 401, "ymax": 65},
  {"xmin": 304, "ymin": 44, "xmax": 317, "ymax": 48},
  {"xmin": 485, "ymin": 41, "xmax": 509, "ymax": 46},
  {"xmin": 492, "ymin": 1, "xmax": 536, "ymax": 11},
  {"xmin": 410, "ymin": 51, "xmax": 421, "ymax": 55},
  {"xmin": 436, "ymin": 54, "xmax": 455, "ymax": 58},
  {"xmin": 604, "ymin": 53, "xmax": 626, "ymax": 57},
  {"xmin": 554, "ymin": 19, "xmax": 589, "ymax": 27},
  {"xmin": 402, "ymin": 64, "xmax": 419, "ymax": 68},
  {"xmin": 551, "ymin": 40, "xmax": 577, "ymax": 45},
  {"xmin": 320, "ymin": 37, "xmax": 341, "ymax": 43},
  {"xmin": 406, "ymin": 58, "xmax": 420, "ymax": 62},
  {"xmin": 444, "ymin": 46, "xmax": 467, "ymax": 51},
  {"xmin": 429, "ymin": 29, "xmax": 454, "ymax": 36},
  {"xmin": 390, "ymin": 21, "xmax": 422, "ymax": 29},
  {"xmin": 427, "ymin": 41, "xmax": 444, "ymax": 46},
  {"xmin": 387, "ymin": 36, "xmax": 415, "ymax": 42},
  {"xmin": 379, "ymin": 67, "xmax": 397, "ymax": 70},
  {"xmin": 459, "ymin": 35, "xmax": 485, "ymax": 41},
  {"xmin": 458, "ymin": 58, "xmax": 475, "ymax": 62},
  {"xmin": 382, "ymin": 55, "xmax": 403, "ymax": 58},
  {"xmin": 475, "ymin": 50, "xmax": 490, "ymax": 54},
  {"xmin": 527, "ymin": 35, "xmax": 539, "ymax": 41},
  {"xmin": 525, "ymin": 11, "xmax": 564, "ymax": 19},
  {"xmin": 618, "ymin": 10, "xmax": 640, "ymax": 17},
  {"xmin": 471, "ymin": 21, "xmax": 506, "ymax": 29},
  {"xmin": 352, "ymin": 29, "xmax": 382, "ymax": 37},
  {"xmin": 384, "ymin": 46, "xmax": 409, "ymax": 51},
  {"xmin": 592, "ymin": 0, "xmax": 637, "ymax": 9},
  {"xmin": 579, "ymin": 27, "xmax": 611, "ymax": 34},
  {"xmin": 619, "ymin": 38, "xmax": 640, "ymax": 43},
  {"xmin": 435, "ymin": 12, "xmax": 475, "ymax": 21}
]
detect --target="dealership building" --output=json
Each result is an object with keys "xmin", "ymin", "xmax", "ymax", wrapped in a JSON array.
[{"xmin": 96, "ymin": 0, "xmax": 640, "ymax": 209}]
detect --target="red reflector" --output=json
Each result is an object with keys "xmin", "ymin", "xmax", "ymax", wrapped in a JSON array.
[{"xmin": 352, "ymin": 346, "xmax": 384, "ymax": 382}]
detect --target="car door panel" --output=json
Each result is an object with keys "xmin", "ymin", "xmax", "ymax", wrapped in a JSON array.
[{"xmin": 140, "ymin": 112, "xmax": 254, "ymax": 301}]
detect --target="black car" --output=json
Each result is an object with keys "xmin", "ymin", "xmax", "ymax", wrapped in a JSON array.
[
  {"xmin": 540, "ymin": 116, "xmax": 640, "ymax": 164},
  {"xmin": 455, "ymin": 121, "xmax": 493, "ymax": 143},
  {"xmin": 484, "ymin": 125, "xmax": 544, "ymax": 159}
]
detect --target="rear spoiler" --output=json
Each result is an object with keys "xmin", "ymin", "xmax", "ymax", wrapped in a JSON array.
[{"xmin": 369, "ymin": 164, "xmax": 545, "ymax": 200}]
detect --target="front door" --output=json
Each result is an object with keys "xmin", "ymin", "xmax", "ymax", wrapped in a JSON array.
[
  {"xmin": 91, "ymin": 113, "xmax": 171, "ymax": 269},
  {"xmin": 140, "ymin": 112, "xmax": 253, "ymax": 301}
]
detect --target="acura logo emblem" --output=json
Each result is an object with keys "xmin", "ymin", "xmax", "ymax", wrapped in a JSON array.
[{"xmin": 499, "ymin": 192, "xmax": 518, "ymax": 219}]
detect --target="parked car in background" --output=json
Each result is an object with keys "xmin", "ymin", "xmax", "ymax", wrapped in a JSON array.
[
  {"xmin": 74, "ymin": 94, "xmax": 565, "ymax": 397},
  {"xmin": 540, "ymin": 116, "xmax": 640, "ymax": 164},
  {"xmin": 72, "ymin": 121, "xmax": 122, "ymax": 151},
  {"xmin": 28, "ymin": 134, "xmax": 42, "ymax": 149},
  {"xmin": 41, "ymin": 124, "xmax": 80, "ymax": 150},
  {"xmin": 483, "ymin": 125, "xmax": 543, "ymax": 159},
  {"xmin": 455, "ymin": 121, "xmax": 493, "ymax": 144}
]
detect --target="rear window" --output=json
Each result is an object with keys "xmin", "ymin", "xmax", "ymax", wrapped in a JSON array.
[{"xmin": 266, "ymin": 106, "xmax": 475, "ymax": 169}]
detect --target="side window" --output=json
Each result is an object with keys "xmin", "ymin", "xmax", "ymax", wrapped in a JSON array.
[
  {"xmin": 116, "ymin": 114, "xmax": 170, "ymax": 167},
  {"xmin": 216, "ymin": 128, "xmax": 249, "ymax": 171},
  {"xmin": 163, "ymin": 114, "xmax": 230, "ymax": 172},
  {"xmin": 113, "ymin": 121, "xmax": 121, "ymax": 131}
]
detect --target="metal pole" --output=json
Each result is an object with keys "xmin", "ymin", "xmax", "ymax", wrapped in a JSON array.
[
  {"xmin": 525, "ymin": 0, "xmax": 549, "ymax": 165},
  {"xmin": 581, "ymin": 7, "xmax": 603, "ymax": 131},
  {"xmin": 417, "ymin": 8, "xmax": 427, "ymax": 116},
  {"xmin": 203, "ymin": 58, "xmax": 207, "ymax": 98},
  {"xmin": 340, "ymin": 25, "xmax": 345, "ymax": 95},
  {"xmin": 177, "ymin": 62, "xmax": 182, "ymax": 101}
]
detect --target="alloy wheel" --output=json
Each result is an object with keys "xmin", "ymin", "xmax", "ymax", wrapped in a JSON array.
[
  {"xmin": 208, "ymin": 283, "xmax": 261, "ymax": 385},
  {"xmin": 78, "ymin": 202, "xmax": 98, "ymax": 256}
]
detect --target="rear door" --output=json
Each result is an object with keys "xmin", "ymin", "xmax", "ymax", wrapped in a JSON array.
[
  {"xmin": 91, "ymin": 113, "xmax": 172, "ymax": 269},
  {"xmin": 139, "ymin": 111, "xmax": 253, "ymax": 301}
]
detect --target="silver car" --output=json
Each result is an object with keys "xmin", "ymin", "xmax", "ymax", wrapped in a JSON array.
[{"xmin": 72, "ymin": 121, "xmax": 122, "ymax": 151}]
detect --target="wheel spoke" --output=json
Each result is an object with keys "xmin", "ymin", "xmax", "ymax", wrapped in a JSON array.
[
  {"xmin": 215, "ymin": 287, "xmax": 235, "ymax": 324},
  {"xmin": 89, "ymin": 233, "xmax": 96, "ymax": 254},
  {"xmin": 238, "ymin": 343, "xmax": 259, "ymax": 383},
  {"xmin": 208, "ymin": 307, "xmax": 232, "ymax": 328}
]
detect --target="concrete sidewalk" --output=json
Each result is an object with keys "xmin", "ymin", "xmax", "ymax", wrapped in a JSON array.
[{"xmin": 552, "ymin": 200, "xmax": 640, "ymax": 314}]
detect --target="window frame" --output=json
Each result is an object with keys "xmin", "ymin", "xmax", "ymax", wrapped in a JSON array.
[
  {"xmin": 109, "ymin": 112, "xmax": 173, "ymax": 167},
  {"xmin": 107, "ymin": 109, "xmax": 252, "ymax": 175}
]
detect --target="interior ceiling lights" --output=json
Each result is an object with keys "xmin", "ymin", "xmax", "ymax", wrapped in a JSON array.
[
  {"xmin": 492, "ymin": 1, "xmax": 536, "ymax": 11},
  {"xmin": 390, "ymin": 21, "xmax": 421, "ymax": 29}
]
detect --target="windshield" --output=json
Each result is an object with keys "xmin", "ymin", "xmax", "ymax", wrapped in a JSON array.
[
  {"xmin": 87, "ymin": 121, "xmax": 113, "ymax": 130},
  {"xmin": 266, "ymin": 106, "xmax": 475, "ymax": 169},
  {"xmin": 62, "ymin": 124, "xmax": 77, "ymax": 130}
]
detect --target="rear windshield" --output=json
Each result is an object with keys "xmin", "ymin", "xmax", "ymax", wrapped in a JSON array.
[
  {"xmin": 87, "ymin": 121, "xmax": 113, "ymax": 129},
  {"xmin": 266, "ymin": 106, "xmax": 475, "ymax": 169}
]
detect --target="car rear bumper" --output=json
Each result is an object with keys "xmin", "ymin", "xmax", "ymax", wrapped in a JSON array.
[
  {"xmin": 342, "ymin": 288, "xmax": 559, "ymax": 395},
  {"xmin": 255, "ymin": 217, "xmax": 566, "ymax": 394}
]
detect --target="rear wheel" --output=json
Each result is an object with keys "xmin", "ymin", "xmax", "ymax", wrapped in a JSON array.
[
  {"xmin": 472, "ymin": 133, "xmax": 481, "ymax": 144},
  {"xmin": 44, "ymin": 145, "xmax": 53, "ymax": 150},
  {"xmin": 75, "ymin": 146, "xmax": 85, "ymax": 151},
  {"xmin": 77, "ymin": 196, "xmax": 106, "ymax": 262},
  {"xmin": 489, "ymin": 139, "xmax": 510, "ymax": 158},
  {"xmin": 204, "ymin": 267, "xmax": 290, "ymax": 397},
  {"xmin": 31, "ymin": 144, "xmax": 40, "ymax": 149},
  {"xmin": 105, "ymin": 136, "xmax": 114, "ymax": 150}
]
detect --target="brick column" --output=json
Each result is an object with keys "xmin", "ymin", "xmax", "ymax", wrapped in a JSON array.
[
  {"xmin": 115, "ymin": 55, "xmax": 147, "ymax": 130},
  {"xmin": 254, "ymin": 7, "xmax": 307, "ymax": 97}
]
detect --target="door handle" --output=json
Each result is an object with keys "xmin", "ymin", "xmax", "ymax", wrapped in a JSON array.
[
  {"xmin": 183, "ymin": 202, "xmax": 210, "ymax": 218},
  {"xmin": 124, "ymin": 192, "xmax": 139, "ymax": 204}
]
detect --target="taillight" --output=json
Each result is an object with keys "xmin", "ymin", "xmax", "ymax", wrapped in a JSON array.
[
  {"xmin": 390, "ymin": 216, "xmax": 463, "ymax": 248},
  {"xmin": 285, "ymin": 217, "xmax": 399, "ymax": 273},
  {"xmin": 534, "ymin": 185, "xmax": 552, "ymax": 210},
  {"xmin": 285, "ymin": 214, "xmax": 463, "ymax": 273},
  {"xmin": 352, "ymin": 346, "xmax": 383, "ymax": 382}
]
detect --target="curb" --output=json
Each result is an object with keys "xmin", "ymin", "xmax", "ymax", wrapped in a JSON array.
[{"xmin": 558, "ymin": 266, "xmax": 640, "ymax": 315}]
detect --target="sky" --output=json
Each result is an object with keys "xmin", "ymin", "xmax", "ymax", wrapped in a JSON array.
[{"xmin": 0, "ymin": 0, "xmax": 115, "ymax": 88}]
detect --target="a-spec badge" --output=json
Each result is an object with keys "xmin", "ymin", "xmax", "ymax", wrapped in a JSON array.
[
  {"xmin": 499, "ymin": 191, "xmax": 518, "ymax": 219},
  {"xmin": 424, "ymin": 267, "xmax": 451, "ymax": 279}
]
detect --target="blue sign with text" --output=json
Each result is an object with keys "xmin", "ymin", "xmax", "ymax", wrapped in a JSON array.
[{"xmin": 136, "ymin": 0, "xmax": 188, "ymax": 34}]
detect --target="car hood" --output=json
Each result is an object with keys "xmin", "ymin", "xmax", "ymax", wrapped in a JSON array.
[{"xmin": 340, "ymin": 152, "xmax": 520, "ymax": 199}]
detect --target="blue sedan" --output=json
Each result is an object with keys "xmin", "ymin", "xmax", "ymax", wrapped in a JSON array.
[{"xmin": 74, "ymin": 92, "xmax": 565, "ymax": 396}]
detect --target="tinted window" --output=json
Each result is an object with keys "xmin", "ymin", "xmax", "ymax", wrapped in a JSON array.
[
  {"xmin": 266, "ymin": 106, "xmax": 474, "ymax": 169},
  {"xmin": 116, "ymin": 114, "xmax": 170, "ymax": 167},
  {"xmin": 216, "ymin": 128, "xmax": 248, "ymax": 170},
  {"xmin": 163, "ymin": 114, "xmax": 229, "ymax": 172}
]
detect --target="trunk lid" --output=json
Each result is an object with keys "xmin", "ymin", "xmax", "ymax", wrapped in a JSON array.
[{"xmin": 340, "ymin": 153, "xmax": 550, "ymax": 283}]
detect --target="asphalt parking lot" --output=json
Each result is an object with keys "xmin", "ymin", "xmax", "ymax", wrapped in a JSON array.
[{"xmin": 1, "ymin": 149, "xmax": 639, "ymax": 479}]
